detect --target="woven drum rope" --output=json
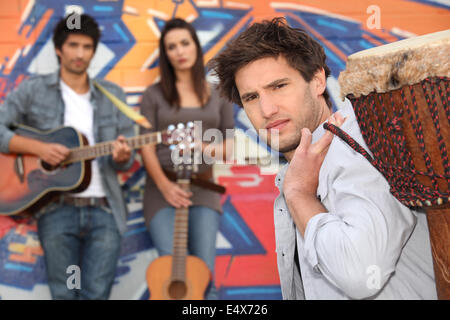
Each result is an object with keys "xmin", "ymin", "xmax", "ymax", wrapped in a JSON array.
[{"xmin": 323, "ymin": 77, "xmax": 450, "ymax": 209}]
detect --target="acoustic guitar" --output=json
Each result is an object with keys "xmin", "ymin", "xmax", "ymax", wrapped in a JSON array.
[
  {"xmin": 0, "ymin": 123, "xmax": 187, "ymax": 216},
  {"xmin": 146, "ymin": 126, "xmax": 211, "ymax": 300}
]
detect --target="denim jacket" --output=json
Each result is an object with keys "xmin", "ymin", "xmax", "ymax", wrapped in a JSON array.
[{"xmin": 0, "ymin": 71, "xmax": 135, "ymax": 235}]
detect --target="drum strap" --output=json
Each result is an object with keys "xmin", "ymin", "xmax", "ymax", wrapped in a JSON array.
[
  {"xmin": 323, "ymin": 121, "xmax": 447, "ymax": 208},
  {"xmin": 324, "ymin": 77, "xmax": 449, "ymax": 209}
]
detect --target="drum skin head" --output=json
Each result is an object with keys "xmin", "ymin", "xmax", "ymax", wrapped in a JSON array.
[{"xmin": 338, "ymin": 30, "xmax": 450, "ymax": 99}]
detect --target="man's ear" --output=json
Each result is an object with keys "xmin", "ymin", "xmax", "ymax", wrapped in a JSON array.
[
  {"xmin": 311, "ymin": 68, "xmax": 326, "ymax": 97},
  {"xmin": 55, "ymin": 47, "xmax": 62, "ymax": 60}
]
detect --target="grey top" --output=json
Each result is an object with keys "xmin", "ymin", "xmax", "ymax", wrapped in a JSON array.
[
  {"xmin": 139, "ymin": 82, "xmax": 234, "ymax": 226},
  {"xmin": 0, "ymin": 71, "xmax": 135, "ymax": 235},
  {"xmin": 274, "ymin": 102, "xmax": 437, "ymax": 300}
]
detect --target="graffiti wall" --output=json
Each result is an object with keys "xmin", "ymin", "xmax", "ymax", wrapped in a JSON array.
[{"xmin": 0, "ymin": 0, "xmax": 449, "ymax": 300}]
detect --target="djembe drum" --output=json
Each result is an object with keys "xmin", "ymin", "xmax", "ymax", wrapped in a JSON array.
[{"xmin": 336, "ymin": 30, "xmax": 449, "ymax": 299}]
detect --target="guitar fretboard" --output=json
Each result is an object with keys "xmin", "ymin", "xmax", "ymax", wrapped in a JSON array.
[
  {"xmin": 171, "ymin": 179, "xmax": 190, "ymax": 282},
  {"xmin": 63, "ymin": 132, "xmax": 161, "ymax": 164}
]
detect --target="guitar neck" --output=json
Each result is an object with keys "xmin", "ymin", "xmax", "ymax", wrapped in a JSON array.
[
  {"xmin": 63, "ymin": 132, "xmax": 161, "ymax": 164},
  {"xmin": 171, "ymin": 179, "xmax": 191, "ymax": 282}
]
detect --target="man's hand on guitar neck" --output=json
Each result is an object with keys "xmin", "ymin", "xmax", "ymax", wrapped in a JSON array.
[
  {"xmin": 9, "ymin": 134, "xmax": 70, "ymax": 166},
  {"xmin": 112, "ymin": 135, "xmax": 132, "ymax": 164}
]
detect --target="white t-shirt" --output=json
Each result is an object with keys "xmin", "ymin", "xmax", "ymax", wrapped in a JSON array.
[{"xmin": 60, "ymin": 79, "xmax": 106, "ymax": 198}]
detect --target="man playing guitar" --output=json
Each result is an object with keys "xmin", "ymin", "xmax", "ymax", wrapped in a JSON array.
[{"xmin": 0, "ymin": 13, "xmax": 134, "ymax": 299}]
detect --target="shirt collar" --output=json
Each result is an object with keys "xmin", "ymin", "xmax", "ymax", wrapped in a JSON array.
[
  {"xmin": 46, "ymin": 69, "xmax": 97, "ymax": 94},
  {"xmin": 45, "ymin": 70, "xmax": 60, "ymax": 87},
  {"xmin": 312, "ymin": 102, "xmax": 354, "ymax": 143},
  {"xmin": 275, "ymin": 163, "xmax": 289, "ymax": 191},
  {"xmin": 312, "ymin": 118, "xmax": 327, "ymax": 144}
]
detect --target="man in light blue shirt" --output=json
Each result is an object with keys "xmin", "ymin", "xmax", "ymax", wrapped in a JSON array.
[{"xmin": 209, "ymin": 17, "xmax": 437, "ymax": 299}]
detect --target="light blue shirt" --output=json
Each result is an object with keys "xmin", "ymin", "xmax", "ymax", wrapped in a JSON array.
[{"xmin": 274, "ymin": 103, "xmax": 437, "ymax": 299}]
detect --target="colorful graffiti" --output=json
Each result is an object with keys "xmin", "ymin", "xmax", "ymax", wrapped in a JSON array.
[{"xmin": 0, "ymin": 0, "xmax": 449, "ymax": 300}]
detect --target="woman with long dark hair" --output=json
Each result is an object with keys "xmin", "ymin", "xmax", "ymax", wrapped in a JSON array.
[{"xmin": 140, "ymin": 18, "xmax": 234, "ymax": 300}]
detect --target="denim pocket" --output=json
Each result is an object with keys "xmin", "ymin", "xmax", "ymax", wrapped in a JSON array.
[
  {"xmin": 27, "ymin": 104, "xmax": 58, "ymax": 130},
  {"xmin": 97, "ymin": 115, "xmax": 116, "ymax": 141}
]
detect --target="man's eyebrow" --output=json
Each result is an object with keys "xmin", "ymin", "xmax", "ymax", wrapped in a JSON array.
[
  {"xmin": 241, "ymin": 91, "xmax": 257, "ymax": 101},
  {"xmin": 263, "ymin": 78, "xmax": 290, "ymax": 89},
  {"xmin": 66, "ymin": 41, "xmax": 93, "ymax": 46},
  {"xmin": 240, "ymin": 78, "xmax": 290, "ymax": 101}
]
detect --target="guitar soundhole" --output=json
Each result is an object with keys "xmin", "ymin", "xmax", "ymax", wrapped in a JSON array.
[
  {"xmin": 168, "ymin": 280, "xmax": 187, "ymax": 300},
  {"xmin": 39, "ymin": 160, "xmax": 61, "ymax": 174}
]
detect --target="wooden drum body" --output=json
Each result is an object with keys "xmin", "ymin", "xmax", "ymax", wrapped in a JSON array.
[{"xmin": 339, "ymin": 30, "xmax": 450, "ymax": 299}]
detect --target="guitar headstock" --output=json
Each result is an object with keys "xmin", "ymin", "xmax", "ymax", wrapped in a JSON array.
[
  {"xmin": 161, "ymin": 122, "xmax": 196, "ymax": 147},
  {"xmin": 161, "ymin": 122, "xmax": 199, "ymax": 178}
]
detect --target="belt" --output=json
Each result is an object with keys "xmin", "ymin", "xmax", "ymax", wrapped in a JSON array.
[
  {"xmin": 163, "ymin": 168, "xmax": 226, "ymax": 194},
  {"xmin": 61, "ymin": 196, "xmax": 109, "ymax": 208}
]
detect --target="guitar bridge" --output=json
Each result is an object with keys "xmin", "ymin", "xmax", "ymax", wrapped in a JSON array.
[{"xmin": 14, "ymin": 155, "xmax": 25, "ymax": 183}]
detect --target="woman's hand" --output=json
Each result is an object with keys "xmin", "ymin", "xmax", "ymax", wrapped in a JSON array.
[{"xmin": 159, "ymin": 179, "xmax": 193, "ymax": 208}]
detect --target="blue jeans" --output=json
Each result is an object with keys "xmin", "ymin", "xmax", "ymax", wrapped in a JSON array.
[
  {"xmin": 37, "ymin": 205, "xmax": 121, "ymax": 300},
  {"xmin": 148, "ymin": 205, "xmax": 220, "ymax": 300}
]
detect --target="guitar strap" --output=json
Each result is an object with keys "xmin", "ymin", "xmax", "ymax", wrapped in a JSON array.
[
  {"xmin": 93, "ymin": 81, "xmax": 152, "ymax": 129},
  {"xmin": 163, "ymin": 168, "xmax": 226, "ymax": 194}
]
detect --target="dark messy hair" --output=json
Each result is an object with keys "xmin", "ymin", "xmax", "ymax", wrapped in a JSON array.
[
  {"xmin": 159, "ymin": 18, "xmax": 207, "ymax": 108},
  {"xmin": 208, "ymin": 17, "xmax": 332, "ymax": 108},
  {"xmin": 52, "ymin": 13, "xmax": 101, "ymax": 61}
]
